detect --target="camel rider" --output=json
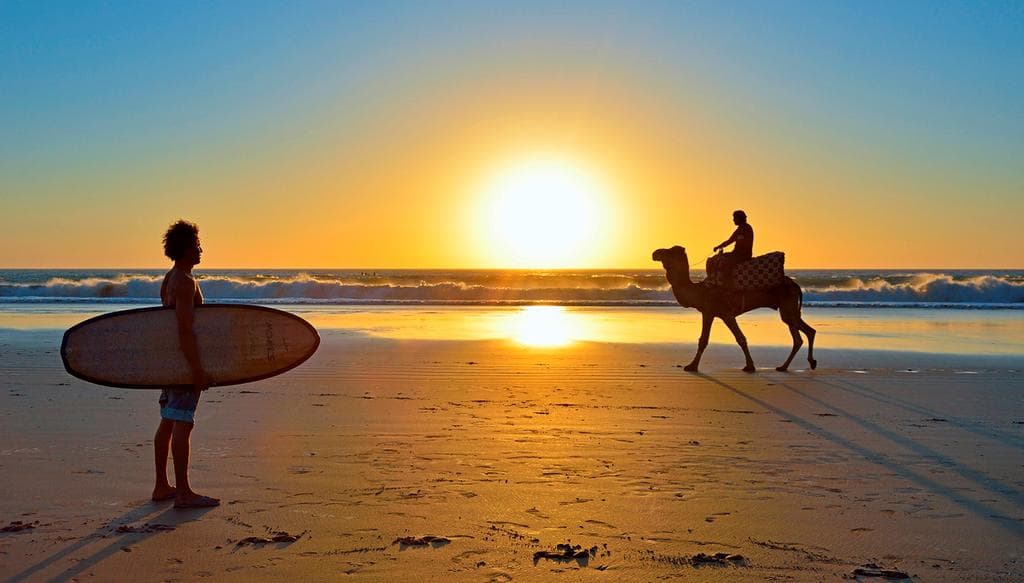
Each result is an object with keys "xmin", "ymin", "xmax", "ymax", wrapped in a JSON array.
[{"xmin": 711, "ymin": 210, "xmax": 754, "ymax": 286}]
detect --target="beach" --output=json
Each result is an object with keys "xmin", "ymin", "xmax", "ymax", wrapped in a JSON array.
[
  {"xmin": 5, "ymin": 0, "xmax": 1024, "ymax": 579},
  {"xmin": 2, "ymin": 307, "xmax": 1023, "ymax": 581}
]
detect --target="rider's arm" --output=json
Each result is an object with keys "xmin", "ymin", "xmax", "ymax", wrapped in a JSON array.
[{"xmin": 715, "ymin": 229, "xmax": 739, "ymax": 251}]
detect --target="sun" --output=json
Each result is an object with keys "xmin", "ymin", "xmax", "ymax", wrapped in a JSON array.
[{"xmin": 475, "ymin": 156, "xmax": 609, "ymax": 268}]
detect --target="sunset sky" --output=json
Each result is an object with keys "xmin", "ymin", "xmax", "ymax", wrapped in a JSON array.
[{"xmin": 2, "ymin": 1, "xmax": 1022, "ymax": 269}]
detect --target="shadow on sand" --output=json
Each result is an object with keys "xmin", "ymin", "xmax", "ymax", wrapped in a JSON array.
[
  {"xmin": 698, "ymin": 374, "xmax": 1024, "ymax": 538},
  {"xmin": 819, "ymin": 376, "xmax": 1024, "ymax": 451},
  {"xmin": 4, "ymin": 501, "xmax": 215, "ymax": 583}
]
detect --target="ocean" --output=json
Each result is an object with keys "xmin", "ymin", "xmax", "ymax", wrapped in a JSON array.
[
  {"xmin": 1, "ymin": 269, "xmax": 1022, "ymax": 309},
  {"xmin": 3, "ymin": 269, "xmax": 1022, "ymax": 358}
]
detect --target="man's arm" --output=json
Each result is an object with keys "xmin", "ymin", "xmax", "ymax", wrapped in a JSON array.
[
  {"xmin": 173, "ymin": 276, "xmax": 211, "ymax": 392},
  {"xmin": 715, "ymin": 228, "xmax": 740, "ymax": 251}
]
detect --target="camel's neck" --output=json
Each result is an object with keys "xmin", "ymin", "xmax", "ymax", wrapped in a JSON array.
[
  {"xmin": 664, "ymin": 261, "xmax": 692, "ymax": 287},
  {"xmin": 664, "ymin": 263, "xmax": 702, "ymax": 307}
]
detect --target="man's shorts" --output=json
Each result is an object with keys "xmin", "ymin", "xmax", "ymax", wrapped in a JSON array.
[{"xmin": 159, "ymin": 389, "xmax": 200, "ymax": 424}]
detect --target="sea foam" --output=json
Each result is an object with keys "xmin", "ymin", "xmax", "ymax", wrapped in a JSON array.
[{"xmin": 0, "ymin": 271, "xmax": 1021, "ymax": 308}]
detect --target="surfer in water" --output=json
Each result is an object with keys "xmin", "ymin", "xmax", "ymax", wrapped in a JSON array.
[{"xmin": 153, "ymin": 220, "xmax": 220, "ymax": 508}]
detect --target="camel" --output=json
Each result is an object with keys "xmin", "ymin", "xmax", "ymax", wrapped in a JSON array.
[{"xmin": 652, "ymin": 245, "xmax": 817, "ymax": 372}]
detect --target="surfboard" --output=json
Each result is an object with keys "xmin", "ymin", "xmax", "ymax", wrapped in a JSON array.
[{"xmin": 61, "ymin": 304, "xmax": 320, "ymax": 389}]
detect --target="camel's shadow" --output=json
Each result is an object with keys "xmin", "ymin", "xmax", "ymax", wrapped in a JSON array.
[{"xmin": 702, "ymin": 374, "xmax": 1024, "ymax": 539}]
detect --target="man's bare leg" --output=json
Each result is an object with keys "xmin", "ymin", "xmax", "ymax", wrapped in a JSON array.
[
  {"xmin": 152, "ymin": 419, "xmax": 176, "ymax": 501},
  {"xmin": 171, "ymin": 420, "xmax": 219, "ymax": 508}
]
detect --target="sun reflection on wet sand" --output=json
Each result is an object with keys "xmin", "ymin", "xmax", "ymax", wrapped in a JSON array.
[
  {"xmin": 508, "ymin": 305, "xmax": 576, "ymax": 347},
  {"xmin": 15, "ymin": 305, "xmax": 1024, "ymax": 356}
]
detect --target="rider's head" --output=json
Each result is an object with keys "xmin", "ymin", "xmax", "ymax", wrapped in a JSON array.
[{"xmin": 733, "ymin": 210, "xmax": 747, "ymax": 225}]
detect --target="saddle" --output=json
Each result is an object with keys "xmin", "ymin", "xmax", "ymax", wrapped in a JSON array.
[{"xmin": 706, "ymin": 252, "xmax": 786, "ymax": 290}]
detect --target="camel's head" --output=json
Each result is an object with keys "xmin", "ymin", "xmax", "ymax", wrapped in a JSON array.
[{"xmin": 652, "ymin": 245, "xmax": 688, "ymax": 268}]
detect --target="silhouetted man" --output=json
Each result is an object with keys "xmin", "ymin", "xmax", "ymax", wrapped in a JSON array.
[
  {"xmin": 711, "ymin": 210, "xmax": 754, "ymax": 285},
  {"xmin": 152, "ymin": 220, "xmax": 219, "ymax": 508}
]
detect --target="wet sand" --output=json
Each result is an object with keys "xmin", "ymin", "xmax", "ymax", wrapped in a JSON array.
[{"xmin": 2, "ymin": 328, "xmax": 1023, "ymax": 581}]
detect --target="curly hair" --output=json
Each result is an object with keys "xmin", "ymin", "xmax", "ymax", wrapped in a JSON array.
[{"xmin": 162, "ymin": 220, "xmax": 200, "ymax": 260}]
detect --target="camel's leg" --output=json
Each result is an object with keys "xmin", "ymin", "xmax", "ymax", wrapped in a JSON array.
[
  {"xmin": 780, "ymin": 286, "xmax": 816, "ymax": 370},
  {"xmin": 776, "ymin": 321, "xmax": 803, "ymax": 372},
  {"xmin": 722, "ymin": 316, "xmax": 755, "ymax": 372},
  {"xmin": 684, "ymin": 313, "xmax": 713, "ymax": 372},
  {"xmin": 799, "ymin": 319, "xmax": 817, "ymax": 369}
]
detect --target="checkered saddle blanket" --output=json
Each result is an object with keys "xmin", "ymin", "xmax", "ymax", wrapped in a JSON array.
[{"xmin": 706, "ymin": 252, "xmax": 786, "ymax": 289}]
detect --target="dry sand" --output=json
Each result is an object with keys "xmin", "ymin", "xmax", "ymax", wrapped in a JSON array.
[{"xmin": 2, "ymin": 328, "xmax": 1023, "ymax": 581}]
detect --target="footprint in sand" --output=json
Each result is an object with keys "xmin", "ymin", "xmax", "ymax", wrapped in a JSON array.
[
  {"xmin": 526, "ymin": 507, "xmax": 550, "ymax": 519},
  {"xmin": 451, "ymin": 549, "xmax": 489, "ymax": 565}
]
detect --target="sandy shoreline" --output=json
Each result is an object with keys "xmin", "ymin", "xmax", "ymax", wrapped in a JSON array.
[{"xmin": 2, "ymin": 328, "xmax": 1023, "ymax": 581}]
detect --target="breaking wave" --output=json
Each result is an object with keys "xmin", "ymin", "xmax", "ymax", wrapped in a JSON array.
[
  {"xmin": 0, "ymin": 270, "xmax": 1022, "ymax": 308},
  {"xmin": 803, "ymin": 273, "xmax": 1024, "ymax": 307},
  {"xmin": 0, "ymin": 273, "xmax": 670, "ymax": 305}
]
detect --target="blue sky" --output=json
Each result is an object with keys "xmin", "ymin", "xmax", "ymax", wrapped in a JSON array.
[{"xmin": 1, "ymin": 1, "xmax": 1022, "ymax": 267}]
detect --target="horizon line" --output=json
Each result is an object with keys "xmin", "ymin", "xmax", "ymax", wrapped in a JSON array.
[{"xmin": 2, "ymin": 266, "xmax": 1022, "ymax": 272}]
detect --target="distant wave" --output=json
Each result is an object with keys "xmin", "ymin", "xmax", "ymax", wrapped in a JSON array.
[
  {"xmin": 1, "ymin": 272, "xmax": 1022, "ymax": 308},
  {"xmin": 803, "ymin": 273, "xmax": 1024, "ymax": 306},
  {"xmin": 0, "ymin": 276, "xmax": 165, "ymax": 299},
  {"xmin": 0, "ymin": 274, "xmax": 671, "ymax": 304}
]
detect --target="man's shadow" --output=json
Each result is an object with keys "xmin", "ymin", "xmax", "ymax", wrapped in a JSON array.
[{"xmin": 4, "ymin": 502, "xmax": 215, "ymax": 583}]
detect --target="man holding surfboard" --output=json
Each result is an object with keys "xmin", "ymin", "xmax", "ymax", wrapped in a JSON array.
[
  {"xmin": 61, "ymin": 222, "xmax": 319, "ymax": 506},
  {"xmin": 153, "ymin": 220, "xmax": 220, "ymax": 508}
]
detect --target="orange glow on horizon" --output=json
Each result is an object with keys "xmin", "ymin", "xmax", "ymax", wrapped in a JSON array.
[{"xmin": 2, "ymin": 63, "xmax": 1020, "ymax": 270}]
